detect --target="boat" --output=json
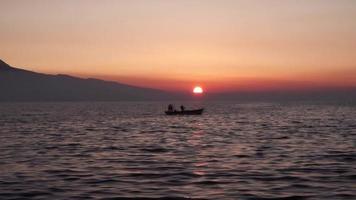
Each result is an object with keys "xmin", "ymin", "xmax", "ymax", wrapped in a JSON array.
[{"xmin": 165, "ymin": 108, "xmax": 204, "ymax": 115}]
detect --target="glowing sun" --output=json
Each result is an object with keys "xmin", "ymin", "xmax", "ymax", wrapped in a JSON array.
[{"xmin": 193, "ymin": 86, "xmax": 203, "ymax": 94}]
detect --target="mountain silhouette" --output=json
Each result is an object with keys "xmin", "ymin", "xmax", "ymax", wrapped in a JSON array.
[
  {"xmin": 0, "ymin": 59, "xmax": 175, "ymax": 101},
  {"xmin": 0, "ymin": 59, "xmax": 16, "ymax": 71},
  {"xmin": 1, "ymin": 59, "xmax": 355, "ymax": 102}
]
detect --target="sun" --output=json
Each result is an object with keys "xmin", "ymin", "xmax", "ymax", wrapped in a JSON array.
[{"xmin": 193, "ymin": 86, "xmax": 203, "ymax": 94}]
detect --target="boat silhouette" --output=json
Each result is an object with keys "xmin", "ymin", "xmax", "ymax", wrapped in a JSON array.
[{"xmin": 165, "ymin": 108, "xmax": 204, "ymax": 115}]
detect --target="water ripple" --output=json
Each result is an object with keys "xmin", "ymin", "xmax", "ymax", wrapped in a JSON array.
[{"xmin": 0, "ymin": 102, "xmax": 355, "ymax": 200}]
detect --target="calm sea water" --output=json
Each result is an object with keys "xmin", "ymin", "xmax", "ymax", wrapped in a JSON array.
[{"xmin": 0, "ymin": 101, "xmax": 355, "ymax": 200}]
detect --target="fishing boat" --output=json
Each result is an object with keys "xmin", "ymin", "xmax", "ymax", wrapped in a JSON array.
[{"xmin": 165, "ymin": 108, "xmax": 204, "ymax": 115}]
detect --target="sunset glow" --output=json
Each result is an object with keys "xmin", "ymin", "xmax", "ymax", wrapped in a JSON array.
[
  {"xmin": 1, "ymin": 0, "xmax": 356, "ymax": 92},
  {"xmin": 1, "ymin": 1, "xmax": 355, "ymax": 199},
  {"xmin": 193, "ymin": 86, "xmax": 203, "ymax": 94}
]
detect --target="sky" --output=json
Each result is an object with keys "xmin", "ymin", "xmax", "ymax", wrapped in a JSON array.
[{"xmin": 1, "ymin": 0, "xmax": 356, "ymax": 92}]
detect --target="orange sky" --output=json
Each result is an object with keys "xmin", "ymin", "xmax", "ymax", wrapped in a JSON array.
[{"xmin": 1, "ymin": 0, "xmax": 356, "ymax": 92}]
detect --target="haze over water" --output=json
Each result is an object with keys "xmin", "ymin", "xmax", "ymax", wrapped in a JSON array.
[{"xmin": 1, "ymin": 101, "xmax": 355, "ymax": 200}]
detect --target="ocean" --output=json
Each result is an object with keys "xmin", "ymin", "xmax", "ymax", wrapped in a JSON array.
[{"xmin": 0, "ymin": 101, "xmax": 355, "ymax": 200}]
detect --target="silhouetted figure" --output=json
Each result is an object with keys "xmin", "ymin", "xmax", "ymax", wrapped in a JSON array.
[
  {"xmin": 168, "ymin": 104, "xmax": 174, "ymax": 112},
  {"xmin": 180, "ymin": 105, "xmax": 185, "ymax": 111}
]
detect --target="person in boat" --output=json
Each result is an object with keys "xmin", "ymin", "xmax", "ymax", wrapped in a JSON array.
[
  {"xmin": 168, "ymin": 104, "xmax": 174, "ymax": 112},
  {"xmin": 180, "ymin": 105, "xmax": 185, "ymax": 111}
]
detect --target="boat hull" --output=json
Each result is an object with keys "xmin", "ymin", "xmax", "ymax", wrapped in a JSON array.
[{"xmin": 165, "ymin": 108, "xmax": 204, "ymax": 115}]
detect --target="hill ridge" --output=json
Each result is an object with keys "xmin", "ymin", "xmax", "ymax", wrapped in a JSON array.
[{"xmin": 0, "ymin": 59, "xmax": 176, "ymax": 101}]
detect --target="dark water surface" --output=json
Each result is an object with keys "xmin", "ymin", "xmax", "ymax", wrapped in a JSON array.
[{"xmin": 0, "ymin": 102, "xmax": 355, "ymax": 200}]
